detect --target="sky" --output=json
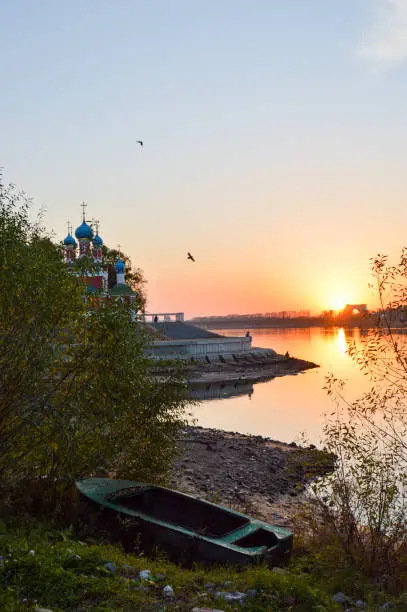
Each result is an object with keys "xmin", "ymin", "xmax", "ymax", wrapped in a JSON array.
[{"xmin": 2, "ymin": 0, "xmax": 407, "ymax": 317}]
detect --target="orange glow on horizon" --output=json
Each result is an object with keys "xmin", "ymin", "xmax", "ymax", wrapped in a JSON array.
[
  {"xmin": 146, "ymin": 257, "xmax": 374, "ymax": 318},
  {"xmin": 327, "ymin": 296, "xmax": 348, "ymax": 312}
]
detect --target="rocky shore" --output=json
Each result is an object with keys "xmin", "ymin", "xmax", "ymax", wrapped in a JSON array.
[
  {"xmin": 187, "ymin": 353, "xmax": 318, "ymax": 385},
  {"xmin": 171, "ymin": 426, "xmax": 334, "ymax": 528}
]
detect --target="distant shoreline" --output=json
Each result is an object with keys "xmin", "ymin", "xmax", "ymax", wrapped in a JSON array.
[{"xmin": 187, "ymin": 318, "xmax": 367, "ymax": 330}]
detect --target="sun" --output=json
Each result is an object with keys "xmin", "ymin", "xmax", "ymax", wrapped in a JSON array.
[
  {"xmin": 329, "ymin": 296, "xmax": 347, "ymax": 312},
  {"xmin": 318, "ymin": 281, "xmax": 351, "ymax": 313}
]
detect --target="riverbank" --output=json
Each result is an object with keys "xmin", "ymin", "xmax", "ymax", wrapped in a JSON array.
[
  {"xmin": 186, "ymin": 354, "xmax": 318, "ymax": 385},
  {"xmin": 171, "ymin": 426, "xmax": 334, "ymax": 528},
  {"xmin": 0, "ymin": 437, "xmax": 399, "ymax": 611}
]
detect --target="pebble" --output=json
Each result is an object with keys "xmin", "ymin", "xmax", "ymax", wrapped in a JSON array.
[
  {"xmin": 103, "ymin": 562, "xmax": 116, "ymax": 574},
  {"xmin": 174, "ymin": 427, "xmax": 333, "ymax": 511},
  {"xmin": 355, "ymin": 601, "xmax": 367, "ymax": 608},
  {"xmin": 379, "ymin": 604, "xmax": 393, "ymax": 610},
  {"xmin": 163, "ymin": 584, "xmax": 175, "ymax": 597},
  {"xmin": 246, "ymin": 589, "xmax": 258, "ymax": 598},
  {"xmin": 138, "ymin": 569, "xmax": 151, "ymax": 580},
  {"xmin": 332, "ymin": 592, "xmax": 350, "ymax": 605},
  {"xmin": 35, "ymin": 609, "xmax": 53, "ymax": 612},
  {"xmin": 28, "ymin": 550, "xmax": 35, "ymax": 556},
  {"xmin": 215, "ymin": 591, "xmax": 247, "ymax": 603}
]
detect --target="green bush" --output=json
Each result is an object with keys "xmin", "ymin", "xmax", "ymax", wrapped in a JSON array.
[
  {"xmin": 296, "ymin": 252, "xmax": 407, "ymax": 593},
  {"xmin": 0, "ymin": 180, "xmax": 189, "ymax": 508}
]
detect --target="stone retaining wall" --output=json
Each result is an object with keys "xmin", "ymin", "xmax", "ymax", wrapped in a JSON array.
[{"xmin": 147, "ymin": 336, "xmax": 252, "ymax": 358}]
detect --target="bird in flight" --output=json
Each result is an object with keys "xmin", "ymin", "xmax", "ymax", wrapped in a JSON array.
[
  {"xmin": 187, "ymin": 252, "xmax": 195, "ymax": 262},
  {"xmin": 136, "ymin": 140, "xmax": 143, "ymax": 147}
]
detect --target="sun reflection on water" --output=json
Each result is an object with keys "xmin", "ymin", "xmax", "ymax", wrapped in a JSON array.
[
  {"xmin": 191, "ymin": 327, "xmax": 374, "ymax": 444},
  {"xmin": 337, "ymin": 328, "xmax": 347, "ymax": 354}
]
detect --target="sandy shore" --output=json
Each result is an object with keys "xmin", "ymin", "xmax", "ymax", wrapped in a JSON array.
[{"xmin": 170, "ymin": 426, "xmax": 334, "ymax": 529}]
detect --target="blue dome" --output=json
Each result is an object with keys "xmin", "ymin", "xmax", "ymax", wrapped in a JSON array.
[
  {"xmin": 93, "ymin": 233, "xmax": 103, "ymax": 246},
  {"xmin": 115, "ymin": 258, "xmax": 125, "ymax": 273},
  {"xmin": 63, "ymin": 233, "xmax": 77, "ymax": 246},
  {"xmin": 75, "ymin": 221, "xmax": 94, "ymax": 240}
]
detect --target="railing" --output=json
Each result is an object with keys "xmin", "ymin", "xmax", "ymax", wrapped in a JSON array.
[{"xmin": 142, "ymin": 312, "xmax": 184, "ymax": 322}]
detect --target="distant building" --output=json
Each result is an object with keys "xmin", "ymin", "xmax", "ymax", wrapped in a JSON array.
[
  {"xmin": 62, "ymin": 206, "xmax": 137, "ymax": 303},
  {"xmin": 341, "ymin": 304, "xmax": 368, "ymax": 317}
]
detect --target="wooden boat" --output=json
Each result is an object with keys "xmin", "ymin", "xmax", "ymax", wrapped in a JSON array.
[{"xmin": 76, "ymin": 477, "xmax": 293, "ymax": 565}]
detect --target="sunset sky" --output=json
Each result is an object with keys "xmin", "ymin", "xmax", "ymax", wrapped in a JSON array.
[{"xmin": 2, "ymin": 1, "xmax": 407, "ymax": 317}]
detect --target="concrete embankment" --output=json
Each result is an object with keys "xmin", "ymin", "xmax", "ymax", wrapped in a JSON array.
[
  {"xmin": 186, "ymin": 350, "xmax": 318, "ymax": 385},
  {"xmin": 146, "ymin": 321, "xmax": 318, "ymax": 383}
]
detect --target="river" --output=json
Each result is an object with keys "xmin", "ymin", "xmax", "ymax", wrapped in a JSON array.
[{"xmin": 189, "ymin": 327, "xmax": 373, "ymax": 445}]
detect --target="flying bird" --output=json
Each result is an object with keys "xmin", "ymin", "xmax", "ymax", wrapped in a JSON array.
[
  {"xmin": 187, "ymin": 252, "xmax": 195, "ymax": 262},
  {"xmin": 136, "ymin": 140, "xmax": 143, "ymax": 147}
]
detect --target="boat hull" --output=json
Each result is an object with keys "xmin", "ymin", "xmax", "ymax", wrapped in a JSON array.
[{"xmin": 76, "ymin": 478, "xmax": 292, "ymax": 566}]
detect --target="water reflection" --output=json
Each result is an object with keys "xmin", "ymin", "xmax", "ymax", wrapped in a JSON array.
[
  {"xmin": 188, "ymin": 380, "xmax": 254, "ymax": 401},
  {"xmin": 336, "ymin": 328, "xmax": 347, "ymax": 354},
  {"xmin": 189, "ymin": 327, "xmax": 373, "ymax": 445}
]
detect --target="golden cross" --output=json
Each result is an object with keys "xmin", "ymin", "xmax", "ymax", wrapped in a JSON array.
[{"xmin": 81, "ymin": 201, "xmax": 87, "ymax": 221}]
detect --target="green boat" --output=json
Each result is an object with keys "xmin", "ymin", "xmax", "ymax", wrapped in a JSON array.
[{"xmin": 76, "ymin": 478, "xmax": 293, "ymax": 565}]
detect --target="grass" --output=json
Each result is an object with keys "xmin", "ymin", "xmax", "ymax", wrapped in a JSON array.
[
  {"xmin": 0, "ymin": 518, "xmax": 405, "ymax": 611},
  {"xmin": 0, "ymin": 518, "xmax": 337, "ymax": 611},
  {"xmin": 291, "ymin": 546, "xmax": 407, "ymax": 611}
]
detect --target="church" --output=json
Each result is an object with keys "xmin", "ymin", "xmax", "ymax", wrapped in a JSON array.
[
  {"xmin": 61, "ymin": 206, "xmax": 258, "ymax": 365},
  {"xmin": 62, "ymin": 204, "xmax": 137, "ymax": 302}
]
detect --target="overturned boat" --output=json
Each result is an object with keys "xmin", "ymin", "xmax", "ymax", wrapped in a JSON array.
[{"xmin": 76, "ymin": 477, "xmax": 293, "ymax": 566}]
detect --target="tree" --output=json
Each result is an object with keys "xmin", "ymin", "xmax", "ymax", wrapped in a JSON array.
[
  {"xmin": 300, "ymin": 253, "xmax": 407, "ymax": 590},
  {"xmin": 103, "ymin": 246, "xmax": 147, "ymax": 310},
  {"xmin": 0, "ymin": 179, "xmax": 188, "ymax": 509}
]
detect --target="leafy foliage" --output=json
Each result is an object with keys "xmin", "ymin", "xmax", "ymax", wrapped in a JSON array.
[
  {"xmin": 102, "ymin": 246, "xmax": 147, "ymax": 310},
  {"xmin": 0, "ymin": 180, "xmax": 188, "ymax": 508},
  {"xmin": 298, "ymin": 252, "xmax": 407, "ymax": 592}
]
